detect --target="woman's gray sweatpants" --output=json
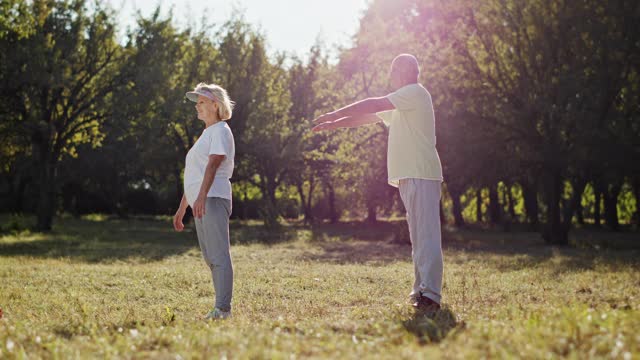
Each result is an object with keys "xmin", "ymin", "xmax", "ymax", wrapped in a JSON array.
[
  {"xmin": 194, "ymin": 197, "xmax": 233, "ymax": 312},
  {"xmin": 399, "ymin": 178, "xmax": 443, "ymax": 304}
]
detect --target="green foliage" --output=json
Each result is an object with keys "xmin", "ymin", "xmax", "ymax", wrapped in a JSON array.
[
  {"xmin": 0, "ymin": 213, "xmax": 31, "ymax": 233},
  {"xmin": 1, "ymin": 0, "xmax": 127, "ymax": 229},
  {"xmin": 0, "ymin": 0, "xmax": 638, "ymax": 236},
  {"xmin": 0, "ymin": 0, "xmax": 36, "ymax": 40}
]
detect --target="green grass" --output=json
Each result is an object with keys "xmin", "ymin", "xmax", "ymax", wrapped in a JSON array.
[{"xmin": 0, "ymin": 216, "xmax": 639, "ymax": 359}]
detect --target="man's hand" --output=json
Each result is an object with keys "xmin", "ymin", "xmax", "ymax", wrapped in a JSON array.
[
  {"xmin": 193, "ymin": 195, "xmax": 206, "ymax": 218},
  {"xmin": 173, "ymin": 209, "xmax": 185, "ymax": 231},
  {"xmin": 312, "ymin": 121, "xmax": 336, "ymax": 132},
  {"xmin": 312, "ymin": 112, "xmax": 339, "ymax": 125}
]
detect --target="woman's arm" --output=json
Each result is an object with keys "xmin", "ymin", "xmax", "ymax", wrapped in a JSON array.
[
  {"xmin": 173, "ymin": 194, "xmax": 189, "ymax": 231},
  {"xmin": 192, "ymin": 154, "xmax": 225, "ymax": 218},
  {"xmin": 178, "ymin": 193, "xmax": 189, "ymax": 213}
]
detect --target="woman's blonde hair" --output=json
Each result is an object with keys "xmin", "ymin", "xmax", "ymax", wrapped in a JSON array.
[{"xmin": 194, "ymin": 82, "xmax": 235, "ymax": 120}]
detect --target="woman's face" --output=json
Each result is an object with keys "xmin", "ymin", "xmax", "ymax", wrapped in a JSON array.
[{"xmin": 195, "ymin": 95, "xmax": 218, "ymax": 121}]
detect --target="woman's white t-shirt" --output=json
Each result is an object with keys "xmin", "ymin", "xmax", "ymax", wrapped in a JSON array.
[{"xmin": 183, "ymin": 121, "xmax": 235, "ymax": 207}]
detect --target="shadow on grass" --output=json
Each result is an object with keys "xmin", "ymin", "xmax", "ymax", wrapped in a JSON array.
[
  {"xmin": 229, "ymin": 220, "xmax": 302, "ymax": 245},
  {"xmin": 294, "ymin": 220, "xmax": 411, "ymax": 265},
  {"xmin": 0, "ymin": 217, "xmax": 196, "ymax": 262},
  {"xmin": 298, "ymin": 222, "xmax": 640, "ymax": 273},
  {"xmin": 2, "ymin": 216, "xmax": 638, "ymax": 272},
  {"xmin": 443, "ymin": 228, "xmax": 640, "ymax": 274},
  {"xmin": 0, "ymin": 216, "xmax": 307, "ymax": 263},
  {"xmin": 402, "ymin": 306, "xmax": 462, "ymax": 344},
  {"xmin": 305, "ymin": 221, "xmax": 401, "ymax": 242},
  {"xmin": 299, "ymin": 240, "xmax": 411, "ymax": 265}
]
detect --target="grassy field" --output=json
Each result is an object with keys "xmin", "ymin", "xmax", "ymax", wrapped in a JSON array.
[{"xmin": 0, "ymin": 216, "xmax": 639, "ymax": 359}]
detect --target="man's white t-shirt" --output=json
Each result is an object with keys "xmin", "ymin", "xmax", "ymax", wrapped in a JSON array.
[
  {"xmin": 377, "ymin": 83, "xmax": 443, "ymax": 187},
  {"xmin": 184, "ymin": 121, "xmax": 235, "ymax": 206}
]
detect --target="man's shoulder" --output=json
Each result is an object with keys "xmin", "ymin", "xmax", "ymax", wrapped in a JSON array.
[
  {"xmin": 415, "ymin": 83, "xmax": 431, "ymax": 96},
  {"xmin": 393, "ymin": 83, "xmax": 429, "ymax": 97}
]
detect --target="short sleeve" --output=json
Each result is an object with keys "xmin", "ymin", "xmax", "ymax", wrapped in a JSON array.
[
  {"xmin": 377, "ymin": 111, "xmax": 393, "ymax": 127},
  {"xmin": 386, "ymin": 85, "xmax": 418, "ymax": 111},
  {"xmin": 208, "ymin": 126, "xmax": 230, "ymax": 156}
]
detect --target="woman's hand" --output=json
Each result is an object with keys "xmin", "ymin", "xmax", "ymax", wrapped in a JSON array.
[
  {"xmin": 173, "ymin": 209, "xmax": 185, "ymax": 231},
  {"xmin": 193, "ymin": 195, "xmax": 207, "ymax": 218}
]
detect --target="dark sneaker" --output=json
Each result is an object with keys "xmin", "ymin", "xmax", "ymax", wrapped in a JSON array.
[{"xmin": 412, "ymin": 295, "xmax": 441, "ymax": 312}]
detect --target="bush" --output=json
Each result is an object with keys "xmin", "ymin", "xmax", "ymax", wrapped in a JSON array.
[{"xmin": 1, "ymin": 213, "xmax": 31, "ymax": 233}]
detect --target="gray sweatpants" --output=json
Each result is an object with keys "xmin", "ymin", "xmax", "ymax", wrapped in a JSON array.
[
  {"xmin": 194, "ymin": 197, "xmax": 233, "ymax": 312},
  {"xmin": 399, "ymin": 178, "xmax": 443, "ymax": 304}
]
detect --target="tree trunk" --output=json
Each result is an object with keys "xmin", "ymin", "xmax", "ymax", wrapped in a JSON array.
[
  {"xmin": 633, "ymin": 177, "xmax": 640, "ymax": 226},
  {"xmin": 542, "ymin": 171, "xmax": 568, "ymax": 245},
  {"xmin": 296, "ymin": 180, "xmax": 314, "ymax": 224},
  {"xmin": 576, "ymin": 200, "xmax": 585, "ymax": 225},
  {"xmin": 10, "ymin": 174, "xmax": 30, "ymax": 213},
  {"xmin": 35, "ymin": 154, "xmax": 56, "ymax": 231},
  {"xmin": 325, "ymin": 181, "xmax": 338, "ymax": 224},
  {"xmin": 61, "ymin": 182, "xmax": 74, "ymax": 215},
  {"xmin": 366, "ymin": 201, "xmax": 377, "ymax": 224},
  {"xmin": 307, "ymin": 177, "xmax": 316, "ymax": 222},
  {"xmin": 449, "ymin": 184, "xmax": 465, "ymax": 228},
  {"xmin": 243, "ymin": 187, "xmax": 249, "ymax": 220},
  {"xmin": 522, "ymin": 180, "xmax": 539, "ymax": 229},
  {"xmin": 257, "ymin": 175, "xmax": 280, "ymax": 228},
  {"xmin": 476, "ymin": 188, "xmax": 482, "ymax": 223},
  {"xmin": 603, "ymin": 182, "xmax": 621, "ymax": 231},
  {"xmin": 563, "ymin": 178, "xmax": 586, "ymax": 231},
  {"xmin": 263, "ymin": 179, "xmax": 280, "ymax": 228},
  {"xmin": 505, "ymin": 183, "xmax": 516, "ymax": 221},
  {"xmin": 113, "ymin": 176, "xmax": 129, "ymax": 219},
  {"xmin": 489, "ymin": 184, "xmax": 501, "ymax": 225},
  {"xmin": 16, "ymin": 176, "xmax": 29, "ymax": 213},
  {"xmin": 593, "ymin": 181, "xmax": 603, "ymax": 226},
  {"xmin": 501, "ymin": 183, "xmax": 514, "ymax": 232}
]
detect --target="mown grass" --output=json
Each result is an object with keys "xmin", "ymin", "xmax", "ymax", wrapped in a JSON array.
[{"xmin": 0, "ymin": 215, "xmax": 638, "ymax": 359}]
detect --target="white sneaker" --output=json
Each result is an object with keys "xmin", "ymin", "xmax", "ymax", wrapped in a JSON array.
[{"xmin": 204, "ymin": 308, "xmax": 231, "ymax": 320}]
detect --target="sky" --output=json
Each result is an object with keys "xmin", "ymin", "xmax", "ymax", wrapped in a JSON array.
[{"xmin": 106, "ymin": 0, "xmax": 370, "ymax": 59}]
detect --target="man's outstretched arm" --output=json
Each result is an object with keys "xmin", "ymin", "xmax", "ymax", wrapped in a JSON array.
[
  {"xmin": 312, "ymin": 114, "xmax": 382, "ymax": 132},
  {"xmin": 312, "ymin": 97, "xmax": 395, "ymax": 125}
]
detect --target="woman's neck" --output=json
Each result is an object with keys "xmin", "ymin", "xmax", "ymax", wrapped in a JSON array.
[{"xmin": 204, "ymin": 117, "xmax": 221, "ymax": 128}]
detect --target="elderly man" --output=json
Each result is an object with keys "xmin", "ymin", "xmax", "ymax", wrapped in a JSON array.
[{"xmin": 312, "ymin": 54, "xmax": 444, "ymax": 311}]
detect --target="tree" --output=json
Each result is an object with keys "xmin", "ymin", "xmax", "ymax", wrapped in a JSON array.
[
  {"xmin": 1, "ymin": 0, "xmax": 125, "ymax": 230},
  {"xmin": 446, "ymin": 0, "xmax": 640, "ymax": 243},
  {"xmin": 287, "ymin": 45, "xmax": 339, "ymax": 223}
]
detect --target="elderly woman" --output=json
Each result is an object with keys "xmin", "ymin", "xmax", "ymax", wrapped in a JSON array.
[{"xmin": 173, "ymin": 83, "xmax": 236, "ymax": 320}]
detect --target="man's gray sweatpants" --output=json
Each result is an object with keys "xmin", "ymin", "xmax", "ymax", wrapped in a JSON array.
[
  {"xmin": 194, "ymin": 197, "xmax": 233, "ymax": 312},
  {"xmin": 399, "ymin": 178, "xmax": 443, "ymax": 304}
]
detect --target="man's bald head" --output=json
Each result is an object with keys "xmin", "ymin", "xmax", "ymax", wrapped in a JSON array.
[{"xmin": 390, "ymin": 54, "xmax": 420, "ymax": 89}]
